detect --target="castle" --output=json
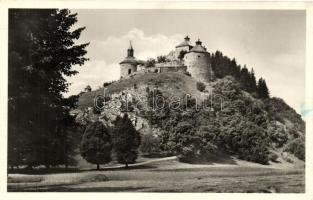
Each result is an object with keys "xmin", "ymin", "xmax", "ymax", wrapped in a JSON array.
[{"xmin": 119, "ymin": 36, "xmax": 215, "ymax": 82}]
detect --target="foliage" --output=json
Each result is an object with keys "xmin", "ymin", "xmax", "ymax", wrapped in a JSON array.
[
  {"xmin": 112, "ymin": 114, "xmax": 141, "ymax": 167},
  {"xmin": 257, "ymin": 78, "xmax": 270, "ymax": 99},
  {"xmin": 157, "ymin": 55, "xmax": 169, "ymax": 63},
  {"xmin": 103, "ymin": 81, "xmax": 115, "ymax": 87},
  {"xmin": 144, "ymin": 77, "xmax": 271, "ymax": 164},
  {"xmin": 80, "ymin": 121, "xmax": 112, "ymax": 169},
  {"xmin": 210, "ymin": 51, "xmax": 260, "ymax": 96},
  {"xmin": 269, "ymin": 152, "xmax": 279, "ymax": 162},
  {"xmin": 267, "ymin": 122, "xmax": 288, "ymax": 148},
  {"xmin": 8, "ymin": 9, "xmax": 89, "ymax": 168},
  {"xmin": 196, "ymin": 82, "xmax": 206, "ymax": 92},
  {"xmin": 145, "ymin": 58, "xmax": 156, "ymax": 68},
  {"xmin": 139, "ymin": 133, "xmax": 161, "ymax": 155},
  {"xmin": 178, "ymin": 50, "xmax": 188, "ymax": 60},
  {"xmin": 285, "ymin": 138, "xmax": 305, "ymax": 161}
]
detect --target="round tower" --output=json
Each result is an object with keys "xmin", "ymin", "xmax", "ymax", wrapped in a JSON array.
[
  {"xmin": 119, "ymin": 41, "xmax": 138, "ymax": 78},
  {"xmin": 184, "ymin": 39, "xmax": 215, "ymax": 82}
]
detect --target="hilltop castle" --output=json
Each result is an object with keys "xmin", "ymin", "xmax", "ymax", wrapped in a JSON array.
[{"xmin": 119, "ymin": 36, "xmax": 215, "ymax": 82}]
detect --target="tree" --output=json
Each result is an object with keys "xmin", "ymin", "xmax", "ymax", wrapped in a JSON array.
[
  {"xmin": 178, "ymin": 50, "xmax": 187, "ymax": 61},
  {"xmin": 140, "ymin": 133, "xmax": 161, "ymax": 155},
  {"xmin": 196, "ymin": 82, "xmax": 206, "ymax": 92},
  {"xmin": 84, "ymin": 85, "xmax": 92, "ymax": 92},
  {"xmin": 145, "ymin": 58, "xmax": 156, "ymax": 68},
  {"xmin": 112, "ymin": 114, "xmax": 141, "ymax": 168},
  {"xmin": 8, "ymin": 9, "xmax": 89, "ymax": 168},
  {"xmin": 257, "ymin": 78, "xmax": 270, "ymax": 99},
  {"xmin": 80, "ymin": 121, "xmax": 112, "ymax": 170},
  {"xmin": 157, "ymin": 55, "xmax": 169, "ymax": 63}
]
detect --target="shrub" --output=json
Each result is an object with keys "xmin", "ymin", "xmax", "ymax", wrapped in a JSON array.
[
  {"xmin": 285, "ymin": 138, "xmax": 305, "ymax": 161},
  {"xmin": 196, "ymin": 82, "xmax": 206, "ymax": 92},
  {"xmin": 269, "ymin": 152, "xmax": 279, "ymax": 162},
  {"xmin": 80, "ymin": 121, "xmax": 112, "ymax": 170},
  {"xmin": 140, "ymin": 133, "xmax": 161, "ymax": 155}
]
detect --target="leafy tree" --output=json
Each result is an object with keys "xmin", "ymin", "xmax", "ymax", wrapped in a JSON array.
[
  {"xmin": 112, "ymin": 114, "xmax": 141, "ymax": 168},
  {"xmin": 8, "ymin": 9, "xmax": 89, "ymax": 168},
  {"xmin": 140, "ymin": 133, "xmax": 161, "ymax": 155},
  {"xmin": 285, "ymin": 138, "xmax": 305, "ymax": 161},
  {"xmin": 157, "ymin": 55, "xmax": 169, "ymax": 63},
  {"xmin": 80, "ymin": 121, "xmax": 112, "ymax": 170},
  {"xmin": 145, "ymin": 58, "xmax": 156, "ymax": 68},
  {"xmin": 257, "ymin": 78, "xmax": 270, "ymax": 98}
]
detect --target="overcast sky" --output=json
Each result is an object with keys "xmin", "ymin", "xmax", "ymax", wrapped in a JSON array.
[{"xmin": 67, "ymin": 9, "xmax": 305, "ymax": 113}]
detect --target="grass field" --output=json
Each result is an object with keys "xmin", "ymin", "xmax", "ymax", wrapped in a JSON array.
[{"xmin": 7, "ymin": 157, "xmax": 305, "ymax": 192}]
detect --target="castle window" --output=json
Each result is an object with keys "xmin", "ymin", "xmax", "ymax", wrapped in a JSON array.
[
  {"xmin": 128, "ymin": 69, "xmax": 132, "ymax": 74},
  {"xmin": 198, "ymin": 55, "xmax": 201, "ymax": 58}
]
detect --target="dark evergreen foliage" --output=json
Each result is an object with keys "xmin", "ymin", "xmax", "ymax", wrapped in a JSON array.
[
  {"xmin": 210, "ymin": 51, "xmax": 259, "ymax": 95},
  {"xmin": 8, "ymin": 9, "xmax": 89, "ymax": 168},
  {"xmin": 257, "ymin": 78, "xmax": 270, "ymax": 98},
  {"xmin": 80, "ymin": 121, "xmax": 112, "ymax": 170},
  {"xmin": 112, "ymin": 114, "xmax": 141, "ymax": 168}
]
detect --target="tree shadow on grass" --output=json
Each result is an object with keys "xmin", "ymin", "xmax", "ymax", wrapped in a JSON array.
[
  {"xmin": 8, "ymin": 168, "xmax": 81, "ymax": 175},
  {"xmin": 8, "ymin": 184, "xmax": 151, "ymax": 192},
  {"xmin": 179, "ymin": 152, "xmax": 238, "ymax": 165},
  {"xmin": 95, "ymin": 164, "xmax": 158, "ymax": 171},
  {"xmin": 8, "ymin": 163, "xmax": 158, "ymax": 175}
]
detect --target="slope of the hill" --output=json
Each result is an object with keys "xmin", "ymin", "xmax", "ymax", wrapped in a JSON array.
[
  {"xmin": 78, "ymin": 72, "xmax": 209, "ymax": 110},
  {"xmin": 75, "ymin": 72, "xmax": 305, "ymax": 165}
]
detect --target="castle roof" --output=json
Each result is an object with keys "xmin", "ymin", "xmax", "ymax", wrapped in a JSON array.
[
  {"xmin": 120, "ymin": 41, "xmax": 138, "ymax": 65},
  {"xmin": 188, "ymin": 39, "xmax": 207, "ymax": 53},
  {"xmin": 119, "ymin": 56, "xmax": 138, "ymax": 65},
  {"xmin": 175, "ymin": 35, "xmax": 193, "ymax": 48}
]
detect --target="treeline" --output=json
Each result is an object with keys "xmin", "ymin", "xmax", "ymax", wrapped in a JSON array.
[
  {"xmin": 210, "ymin": 51, "xmax": 269, "ymax": 99},
  {"xmin": 8, "ymin": 9, "xmax": 89, "ymax": 169}
]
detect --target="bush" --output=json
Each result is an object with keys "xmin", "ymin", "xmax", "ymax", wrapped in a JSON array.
[
  {"xmin": 140, "ymin": 133, "xmax": 161, "ymax": 155},
  {"xmin": 196, "ymin": 82, "xmax": 206, "ymax": 92},
  {"xmin": 269, "ymin": 152, "xmax": 279, "ymax": 162},
  {"xmin": 285, "ymin": 138, "xmax": 305, "ymax": 161}
]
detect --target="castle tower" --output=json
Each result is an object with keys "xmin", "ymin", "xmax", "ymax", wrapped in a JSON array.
[
  {"xmin": 184, "ymin": 39, "xmax": 215, "ymax": 82},
  {"xmin": 119, "ymin": 41, "xmax": 138, "ymax": 78},
  {"xmin": 175, "ymin": 35, "xmax": 193, "ymax": 60}
]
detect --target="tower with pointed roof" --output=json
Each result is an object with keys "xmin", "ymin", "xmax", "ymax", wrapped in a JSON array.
[
  {"xmin": 119, "ymin": 41, "xmax": 138, "ymax": 78},
  {"xmin": 175, "ymin": 35, "xmax": 193, "ymax": 60},
  {"xmin": 184, "ymin": 39, "xmax": 215, "ymax": 82}
]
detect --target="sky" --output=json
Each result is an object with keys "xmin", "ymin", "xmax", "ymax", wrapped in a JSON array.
[{"xmin": 66, "ymin": 9, "xmax": 305, "ymax": 113}]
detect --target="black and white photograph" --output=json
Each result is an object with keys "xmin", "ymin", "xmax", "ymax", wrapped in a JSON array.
[{"xmin": 3, "ymin": 1, "xmax": 312, "ymax": 196}]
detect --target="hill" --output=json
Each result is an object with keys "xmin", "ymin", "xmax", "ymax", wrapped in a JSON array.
[
  {"xmin": 75, "ymin": 71, "xmax": 305, "ymax": 165},
  {"xmin": 78, "ymin": 72, "xmax": 208, "ymax": 109}
]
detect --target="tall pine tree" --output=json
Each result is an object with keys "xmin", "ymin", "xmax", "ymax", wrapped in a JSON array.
[
  {"xmin": 8, "ymin": 9, "xmax": 89, "ymax": 169},
  {"xmin": 257, "ymin": 78, "xmax": 270, "ymax": 99}
]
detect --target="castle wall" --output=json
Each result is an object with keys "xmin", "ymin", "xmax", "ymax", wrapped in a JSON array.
[
  {"xmin": 184, "ymin": 52, "xmax": 214, "ymax": 82},
  {"xmin": 120, "ymin": 63, "xmax": 137, "ymax": 78},
  {"xmin": 157, "ymin": 66, "xmax": 187, "ymax": 73}
]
